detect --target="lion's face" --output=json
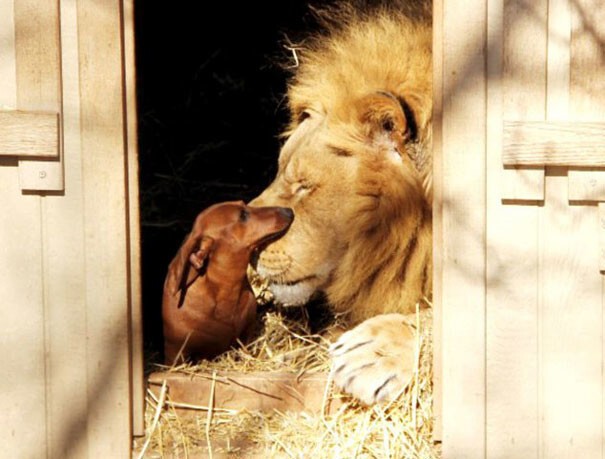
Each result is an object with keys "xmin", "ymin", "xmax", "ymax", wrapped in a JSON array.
[
  {"xmin": 251, "ymin": 92, "xmax": 427, "ymax": 307},
  {"xmin": 251, "ymin": 110, "xmax": 356, "ymax": 305}
]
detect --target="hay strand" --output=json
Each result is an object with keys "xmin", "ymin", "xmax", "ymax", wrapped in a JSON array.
[
  {"xmin": 134, "ymin": 304, "xmax": 440, "ymax": 458},
  {"xmin": 204, "ymin": 371, "xmax": 216, "ymax": 459},
  {"xmin": 136, "ymin": 379, "xmax": 167, "ymax": 459}
]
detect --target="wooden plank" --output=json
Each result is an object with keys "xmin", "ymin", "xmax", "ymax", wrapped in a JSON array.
[
  {"xmin": 0, "ymin": 1, "xmax": 17, "ymax": 109},
  {"xmin": 539, "ymin": 169, "xmax": 602, "ymax": 459},
  {"xmin": 0, "ymin": 0, "xmax": 51, "ymax": 456},
  {"xmin": 77, "ymin": 0, "xmax": 132, "ymax": 456},
  {"xmin": 499, "ymin": 0, "xmax": 547, "ymax": 199},
  {"xmin": 503, "ymin": 121, "xmax": 605, "ymax": 166},
  {"xmin": 568, "ymin": 170, "xmax": 605, "ymax": 202},
  {"xmin": 15, "ymin": 0, "xmax": 63, "ymax": 191},
  {"xmin": 568, "ymin": 2, "xmax": 605, "ymax": 457},
  {"xmin": 42, "ymin": 0, "xmax": 89, "ymax": 457},
  {"xmin": 440, "ymin": 0, "xmax": 486, "ymax": 457},
  {"xmin": 599, "ymin": 203, "xmax": 605, "ymax": 272},
  {"xmin": 0, "ymin": 111, "xmax": 59, "ymax": 157},
  {"xmin": 148, "ymin": 371, "xmax": 343, "ymax": 415},
  {"xmin": 569, "ymin": 0, "xmax": 605, "ymax": 119},
  {"xmin": 485, "ymin": 0, "xmax": 545, "ymax": 457},
  {"xmin": 547, "ymin": 0, "xmax": 571, "ymax": 120},
  {"xmin": 116, "ymin": 0, "xmax": 144, "ymax": 437},
  {"xmin": 431, "ymin": 0, "xmax": 444, "ymax": 443},
  {"xmin": 122, "ymin": 0, "xmax": 145, "ymax": 437},
  {"xmin": 539, "ymin": 1, "xmax": 603, "ymax": 457},
  {"xmin": 501, "ymin": 167, "xmax": 544, "ymax": 201}
]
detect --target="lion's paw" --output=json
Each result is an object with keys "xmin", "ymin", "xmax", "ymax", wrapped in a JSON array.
[{"xmin": 329, "ymin": 313, "xmax": 416, "ymax": 405}]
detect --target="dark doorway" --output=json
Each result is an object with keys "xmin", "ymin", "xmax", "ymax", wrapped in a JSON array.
[{"xmin": 135, "ymin": 2, "xmax": 315, "ymax": 357}]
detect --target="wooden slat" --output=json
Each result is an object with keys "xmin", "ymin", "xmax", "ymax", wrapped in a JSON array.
[
  {"xmin": 499, "ymin": 0, "xmax": 547, "ymax": 200},
  {"xmin": 0, "ymin": 0, "xmax": 50, "ymax": 456},
  {"xmin": 546, "ymin": 0, "xmax": 571, "ymax": 119},
  {"xmin": 599, "ymin": 203, "xmax": 605, "ymax": 272},
  {"xmin": 568, "ymin": 2, "xmax": 605, "ymax": 458},
  {"xmin": 441, "ymin": 0, "xmax": 487, "ymax": 456},
  {"xmin": 503, "ymin": 121, "xmax": 605, "ymax": 166},
  {"xmin": 148, "ymin": 371, "xmax": 344, "ymax": 415},
  {"xmin": 569, "ymin": 0, "xmax": 605, "ymax": 119},
  {"xmin": 539, "ymin": 0, "xmax": 602, "ymax": 457},
  {"xmin": 15, "ymin": 0, "xmax": 63, "ymax": 191},
  {"xmin": 431, "ymin": 0, "xmax": 444, "ymax": 443},
  {"xmin": 501, "ymin": 167, "xmax": 544, "ymax": 201},
  {"xmin": 568, "ymin": 170, "xmax": 605, "ymax": 201},
  {"xmin": 77, "ymin": 0, "xmax": 132, "ymax": 456},
  {"xmin": 122, "ymin": 0, "xmax": 145, "ymax": 437},
  {"xmin": 539, "ymin": 169, "xmax": 602, "ymax": 459},
  {"xmin": 485, "ymin": 0, "xmax": 545, "ymax": 457},
  {"xmin": 42, "ymin": 0, "xmax": 89, "ymax": 457},
  {"xmin": 0, "ymin": 111, "xmax": 59, "ymax": 157}
]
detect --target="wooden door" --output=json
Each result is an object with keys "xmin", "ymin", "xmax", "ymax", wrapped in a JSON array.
[
  {"xmin": 0, "ymin": 0, "xmax": 142, "ymax": 457},
  {"xmin": 436, "ymin": 0, "xmax": 605, "ymax": 457}
]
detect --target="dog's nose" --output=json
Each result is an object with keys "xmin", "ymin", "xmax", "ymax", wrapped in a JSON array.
[{"xmin": 279, "ymin": 207, "xmax": 294, "ymax": 222}]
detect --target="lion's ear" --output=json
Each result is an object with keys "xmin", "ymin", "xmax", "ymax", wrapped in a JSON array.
[{"xmin": 358, "ymin": 91, "xmax": 417, "ymax": 149}]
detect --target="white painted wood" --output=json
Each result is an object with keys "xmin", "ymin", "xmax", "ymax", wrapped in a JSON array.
[
  {"xmin": 42, "ymin": 0, "xmax": 88, "ymax": 457},
  {"xmin": 432, "ymin": 0, "xmax": 444, "ymax": 442},
  {"xmin": 15, "ymin": 0, "xmax": 63, "ymax": 192},
  {"xmin": 77, "ymin": 0, "xmax": 132, "ymax": 456},
  {"xmin": 501, "ymin": 167, "xmax": 545, "ymax": 201},
  {"xmin": 547, "ymin": 0, "xmax": 571, "ymax": 121},
  {"xmin": 568, "ymin": 170, "xmax": 605, "ymax": 202},
  {"xmin": 19, "ymin": 159, "xmax": 64, "ymax": 191},
  {"xmin": 485, "ymin": 0, "xmax": 545, "ymax": 457},
  {"xmin": 539, "ymin": 169, "xmax": 602, "ymax": 459},
  {"xmin": 1, "ymin": 0, "xmax": 138, "ymax": 456},
  {"xmin": 538, "ymin": 1, "xmax": 602, "ymax": 457},
  {"xmin": 0, "ymin": 0, "xmax": 47, "ymax": 455},
  {"xmin": 568, "ymin": 2, "xmax": 605, "ymax": 458},
  {"xmin": 0, "ymin": 0, "xmax": 17, "ymax": 109},
  {"xmin": 0, "ymin": 111, "xmax": 59, "ymax": 157},
  {"xmin": 498, "ymin": 0, "xmax": 547, "ymax": 200},
  {"xmin": 503, "ymin": 121, "xmax": 605, "ymax": 166},
  {"xmin": 598, "ymin": 203, "xmax": 605, "ymax": 272},
  {"xmin": 122, "ymin": 0, "xmax": 145, "ymax": 438},
  {"xmin": 440, "ymin": 0, "xmax": 487, "ymax": 457}
]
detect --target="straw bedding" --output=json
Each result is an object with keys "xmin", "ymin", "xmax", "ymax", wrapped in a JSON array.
[{"xmin": 134, "ymin": 293, "xmax": 439, "ymax": 459}]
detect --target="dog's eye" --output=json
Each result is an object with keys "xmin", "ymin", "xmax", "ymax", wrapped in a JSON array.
[{"xmin": 239, "ymin": 209, "xmax": 249, "ymax": 222}]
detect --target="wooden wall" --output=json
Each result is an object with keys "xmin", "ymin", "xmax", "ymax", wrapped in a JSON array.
[
  {"xmin": 436, "ymin": 0, "xmax": 605, "ymax": 457},
  {"xmin": 0, "ymin": 0, "xmax": 142, "ymax": 457}
]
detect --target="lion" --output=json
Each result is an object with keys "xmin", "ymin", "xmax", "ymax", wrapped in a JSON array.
[{"xmin": 250, "ymin": 1, "xmax": 433, "ymax": 405}]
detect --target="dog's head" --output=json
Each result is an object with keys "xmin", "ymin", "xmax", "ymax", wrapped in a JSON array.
[{"xmin": 166, "ymin": 201, "xmax": 294, "ymax": 298}]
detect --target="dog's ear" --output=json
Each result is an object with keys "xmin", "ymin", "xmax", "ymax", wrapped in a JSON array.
[
  {"xmin": 358, "ymin": 91, "xmax": 417, "ymax": 151},
  {"xmin": 168, "ymin": 234, "xmax": 214, "ymax": 297}
]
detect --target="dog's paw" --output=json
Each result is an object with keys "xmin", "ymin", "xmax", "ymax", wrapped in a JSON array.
[{"xmin": 329, "ymin": 313, "xmax": 416, "ymax": 405}]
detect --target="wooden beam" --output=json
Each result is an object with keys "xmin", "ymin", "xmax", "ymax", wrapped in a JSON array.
[
  {"xmin": 441, "ymin": 0, "xmax": 487, "ymax": 456},
  {"xmin": 77, "ymin": 0, "xmax": 131, "ymax": 456},
  {"xmin": 0, "ymin": 111, "xmax": 59, "ymax": 157},
  {"xmin": 503, "ymin": 121, "xmax": 605, "ymax": 166},
  {"xmin": 148, "ymin": 371, "xmax": 343, "ymax": 415}
]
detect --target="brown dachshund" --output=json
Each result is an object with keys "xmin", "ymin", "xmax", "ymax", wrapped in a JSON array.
[{"xmin": 162, "ymin": 201, "xmax": 294, "ymax": 365}]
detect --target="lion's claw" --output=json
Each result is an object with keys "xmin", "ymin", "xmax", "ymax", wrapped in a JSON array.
[{"xmin": 329, "ymin": 313, "xmax": 416, "ymax": 405}]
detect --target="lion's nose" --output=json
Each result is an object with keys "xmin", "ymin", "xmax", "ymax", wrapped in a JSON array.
[{"xmin": 278, "ymin": 207, "xmax": 294, "ymax": 222}]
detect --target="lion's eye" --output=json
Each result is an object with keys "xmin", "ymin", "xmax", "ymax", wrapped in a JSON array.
[
  {"xmin": 294, "ymin": 183, "xmax": 312, "ymax": 195},
  {"xmin": 297, "ymin": 110, "xmax": 311, "ymax": 124}
]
